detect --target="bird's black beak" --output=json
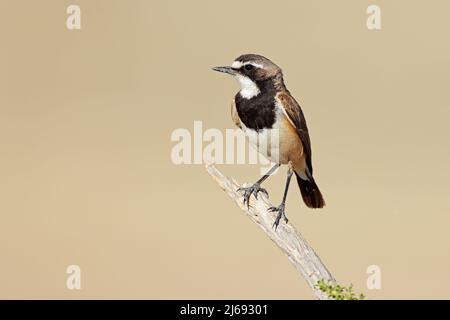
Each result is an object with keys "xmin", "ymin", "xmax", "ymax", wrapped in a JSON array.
[{"xmin": 212, "ymin": 66, "xmax": 237, "ymax": 75}]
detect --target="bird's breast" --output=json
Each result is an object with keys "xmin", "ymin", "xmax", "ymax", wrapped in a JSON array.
[{"xmin": 240, "ymin": 107, "xmax": 303, "ymax": 165}]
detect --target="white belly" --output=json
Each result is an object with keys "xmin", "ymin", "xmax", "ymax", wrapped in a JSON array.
[{"xmin": 242, "ymin": 123, "xmax": 288, "ymax": 164}]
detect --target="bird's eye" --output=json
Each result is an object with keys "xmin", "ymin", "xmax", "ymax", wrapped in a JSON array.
[{"xmin": 244, "ymin": 64, "xmax": 254, "ymax": 71}]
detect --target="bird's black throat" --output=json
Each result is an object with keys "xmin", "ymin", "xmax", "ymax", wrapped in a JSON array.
[{"xmin": 234, "ymin": 78, "xmax": 278, "ymax": 131}]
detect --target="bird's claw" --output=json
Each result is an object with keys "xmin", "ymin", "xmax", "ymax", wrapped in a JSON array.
[
  {"xmin": 268, "ymin": 203, "xmax": 288, "ymax": 230},
  {"xmin": 237, "ymin": 183, "xmax": 269, "ymax": 208}
]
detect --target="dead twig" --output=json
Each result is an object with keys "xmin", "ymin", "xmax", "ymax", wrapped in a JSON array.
[{"xmin": 206, "ymin": 164, "xmax": 335, "ymax": 300}]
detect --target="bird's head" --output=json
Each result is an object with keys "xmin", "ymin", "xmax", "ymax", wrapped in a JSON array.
[{"xmin": 212, "ymin": 54, "xmax": 284, "ymax": 99}]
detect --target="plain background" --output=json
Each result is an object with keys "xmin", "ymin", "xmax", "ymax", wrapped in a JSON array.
[{"xmin": 1, "ymin": 0, "xmax": 450, "ymax": 299}]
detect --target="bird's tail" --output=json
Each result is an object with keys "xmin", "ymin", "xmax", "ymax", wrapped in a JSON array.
[{"xmin": 295, "ymin": 172, "xmax": 325, "ymax": 209}]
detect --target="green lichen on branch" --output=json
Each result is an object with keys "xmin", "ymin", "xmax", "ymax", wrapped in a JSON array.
[{"xmin": 316, "ymin": 280, "xmax": 365, "ymax": 300}]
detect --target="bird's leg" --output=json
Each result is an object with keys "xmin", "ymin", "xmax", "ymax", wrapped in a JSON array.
[
  {"xmin": 237, "ymin": 164, "xmax": 279, "ymax": 208},
  {"xmin": 269, "ymin": 168, "xmax": 293, "ymax": 229}
]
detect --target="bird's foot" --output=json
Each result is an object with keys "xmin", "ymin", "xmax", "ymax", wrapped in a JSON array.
[
  {"xmin": 237, "ymin": 183, "xmax": 269, "ymax": 208},
  {"xmin": 268, "ymin": 203, "xmax": 288, "ymax": 230}
]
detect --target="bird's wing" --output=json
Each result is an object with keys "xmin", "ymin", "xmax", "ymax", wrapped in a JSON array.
[
  {"xmin": 276, "ymin": 91, "xmax": 314, "ymax": 175},
  {"xmin": 231, "ymin": 99, "xmax": 242, "ymax": 129}
]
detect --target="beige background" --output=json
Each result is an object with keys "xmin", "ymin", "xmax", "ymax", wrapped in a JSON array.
[{"xmin": 1, "ymin": 0, "xmax": 450, "ymax": 299}]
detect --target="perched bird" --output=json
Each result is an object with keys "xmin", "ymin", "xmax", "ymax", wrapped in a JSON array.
[{"xmin": 212, "ymin": 54, "xmax": 325, "ymax": 229}]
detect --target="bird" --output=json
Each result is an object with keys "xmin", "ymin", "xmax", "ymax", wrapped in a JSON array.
[{"xmin": 212, "ymin": 54, "xmax": 325, "ymax": 229}]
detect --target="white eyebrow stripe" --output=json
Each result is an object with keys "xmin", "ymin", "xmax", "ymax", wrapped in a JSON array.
[{"xmin": 231, "ymin": 61, "xmax": 264, "ymax": 69}]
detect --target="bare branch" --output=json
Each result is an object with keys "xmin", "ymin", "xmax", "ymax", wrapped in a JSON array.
[{"xmin": 206, "ymin": 164, "xmax": 336, "ymax": 300}]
